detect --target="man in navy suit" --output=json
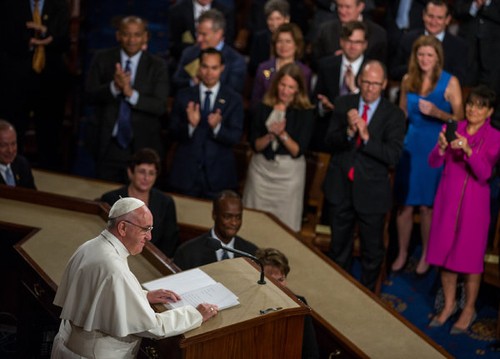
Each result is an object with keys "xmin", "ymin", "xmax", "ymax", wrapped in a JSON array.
[
  {"xmin": 85, "ymin": 16, "xmax": 169, "ymax": 183},
  {"xmin": 172, "ymin": 9, "xmax": 246, "ymax": 94},
  {"xmin": 323, "ymin": 60, "xmax": 405, "ymax": 291},
  {"xmin": 168, "ymin": 48, "xmax": 244, "ymax": 199},
  {"xmin": 174, "ymin": 190, "xmax": 258, "ymax": 270},
  {"xmin": 168, "ymin": 0, "xmax": 235, "ymax": 65},
  {"xmin": 0, "ymin": 120, "xmax": 36, "ymax": 189},
  {"xmin": 390, "ymin": 0, "xmax": 468, "ymax": 85},
  {"xmin": 312, "ymin": 0, "xmax": 387, "ymax": 69},
  {"xmin": 311, "ymin": 20, "xmax": 368, "ymax": 152}
]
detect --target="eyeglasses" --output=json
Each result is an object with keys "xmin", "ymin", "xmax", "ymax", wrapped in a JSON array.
[
  {"xmin": 123, "ymin": 220, "xmax": 153, "ymax": 233},
  {"xmin": 360, "ymin": 80, "xmax": 384, "ymax": 88},
  {"xmin": 344, "ymin": 39, "xmax": 366, "ymax": 46}
]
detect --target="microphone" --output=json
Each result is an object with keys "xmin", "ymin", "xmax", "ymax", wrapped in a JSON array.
[{"xmin": 206, "ymin": 237, "xmax": 266, "ymax": 285}]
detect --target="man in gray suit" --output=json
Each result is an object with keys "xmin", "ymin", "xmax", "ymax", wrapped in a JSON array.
[{"xmin": 85, "ymin": 16, "xmax": 169, "ymax": 183}]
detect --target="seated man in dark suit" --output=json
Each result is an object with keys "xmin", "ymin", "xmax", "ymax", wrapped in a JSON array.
[
  {"xmin": 174, "ymin": 190, "xmax": 259, "ymax": 270},
  {"xmin": 323, "ymin": 60, "xmax": 405, "ymax": 291},
  {"xmin": 312, "ymin": 0, "xmax": 387, "ymax": 69},
  {"xmin": 311, "ymin": 20, "xmax": 368, "ymax": 152},
  {"xmin": 168, "ymin": 0, "xmax": 235, "ymax": 66},
  {"xmin": 0, "ymin": 119, "xmax": 36, "ymax": 189},
  {"xmin": 390, "ymin": 0, "xmax": 468, "ymax": 84},
  {"xmin": 85, "ymin": 16, "xmax": 169, "ymax": 183},
  {"xmin": 168, "ymin": 48, "xmax": 244, "ymax": 199},
  {"xmin": 100, "ymin": 148, "xmax": 179, "ymax": 257},
  {"xmin": 172, "ymin": 9, "xmax": 247, "ymax": 94}
]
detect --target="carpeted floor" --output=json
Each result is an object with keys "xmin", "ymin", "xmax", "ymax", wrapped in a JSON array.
[{"xmin": 380, "ymin": 247, "xmax": 500, "ymax": 359}]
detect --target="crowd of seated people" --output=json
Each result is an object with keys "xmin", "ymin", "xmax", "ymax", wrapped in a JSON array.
[{"xmin": 3, "ymin": 0, "xmax": 500, "ymax": 308}]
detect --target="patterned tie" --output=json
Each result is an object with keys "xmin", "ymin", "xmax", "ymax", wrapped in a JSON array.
[
  {"xmin": 203, "ymin": 90, "xmax": 212, "ymax": 115},
  {"xmin": 32, "ymin": 0, "xmax": 45, "ymax": 73},
  {"xmin": 221, "ymin": 250, "xmax": 229, "ymax": 260},
  {"xmin": 340, "ymin": 64, "xmax": 352, "ymax": 96},
  {"xmin": 348, "ymin": 104, "xmax": 370, "ymax": 181},
  {"xmin": 116, "ymin": 59, "xmax": 133, "ymax": 149},
  {"xmin": 5, "ymin": 166, "xmax": 15, "ymax": 186}
]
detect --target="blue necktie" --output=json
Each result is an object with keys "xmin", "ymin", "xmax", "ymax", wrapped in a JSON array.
[
  {"xmin": 5, "ymin": 166, "xmax": 15, "ymax": 186},
  {"xmin": 396, "ymin": 0, "xmax": 412, "ymax": 30},
  {"xmin": 116, "ymin": 59, "xmax": 133, "ymax": 149},
  {"xmin": 203, "ymin": 90, "xmax": 212, "ymax": 116},
  {"xmin": 221, "ymin": 250, "xmax": 229, "ymax": 260}
]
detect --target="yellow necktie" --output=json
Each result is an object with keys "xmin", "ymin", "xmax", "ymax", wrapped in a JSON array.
[{"xmin": 32, "ymin": 0, "xmax": 45, "ymax": 73}]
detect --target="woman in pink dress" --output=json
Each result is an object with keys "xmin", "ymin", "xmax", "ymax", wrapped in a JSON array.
[{"xmin": 426, "ymin": 85, "xmax": 500, "ymax": 334}]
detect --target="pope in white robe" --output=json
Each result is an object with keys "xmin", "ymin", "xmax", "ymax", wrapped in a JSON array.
[{"xmin": 51, "ymin": 197, "xmax": 218, "ymax": 358}]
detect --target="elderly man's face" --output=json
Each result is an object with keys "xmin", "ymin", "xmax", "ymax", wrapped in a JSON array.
[
  {"xmin": 120, "ymin": 206, "xmax": 153, "ymax": 255},
  {"xmin": 336, "ymin": 0, "xmax": 365, "ymax": 24},
  {"xmin": 196, "ymin": 19, "xmax": 223, "ymax": 49},
  {"xmin": 0, "ymin": 128, "xmax": 17, "ymax": 165},
  {"xmin": 358, "ymin": 62, "xmax": 387, "ymax": 104}
]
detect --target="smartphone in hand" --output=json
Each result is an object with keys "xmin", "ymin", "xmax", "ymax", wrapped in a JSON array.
[{"xmin": 445, "ymin": 119, "xmax": 457, "ymax": 143}]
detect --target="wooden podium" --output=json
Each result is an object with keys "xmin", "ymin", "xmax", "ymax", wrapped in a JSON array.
[{"xmin": 142, "ymin": 258, "xmax": 309, "ymax": 359}]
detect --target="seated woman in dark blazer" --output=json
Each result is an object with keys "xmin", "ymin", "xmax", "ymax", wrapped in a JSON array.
[{"xmin": 100, "ymin": 148, "xmax": 179, "ymax": 257}]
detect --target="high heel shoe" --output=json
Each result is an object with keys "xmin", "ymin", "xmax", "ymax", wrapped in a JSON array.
[
  {"xmin": 450, "ymin": 312, "xmax": 477, "ymax": 335},
  {"xmin": 428, "ymin": 303, "xmax": 458, "ymax": 327},
  {"xmin": 391, "ymin": 255, "xmax": 408, "ymax": 273}
]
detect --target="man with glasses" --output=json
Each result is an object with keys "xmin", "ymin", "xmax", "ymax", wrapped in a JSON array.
[
  {"xmin": 100, "ymin": 148, "xmax": 179, "ymax": 257},
  {"xmin": 52, "ymin": 197, "xmax": 219, "ymax": 358},
  {"xmin": 322, "ymin": 60, "xmax": 405, "ymax": 292},
  {"xmin": 311, "ymin": 20, "xmax": 368, "ymax": 152}
]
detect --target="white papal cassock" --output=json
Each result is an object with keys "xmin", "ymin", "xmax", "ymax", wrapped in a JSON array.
[{"xmin": 51, "ymin": 230, "xmax": 202, "ymax": 358}]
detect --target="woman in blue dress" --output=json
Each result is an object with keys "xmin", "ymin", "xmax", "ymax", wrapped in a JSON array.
[{"xmin": 392, "ymin": 35, "xmax": 463, "ymax": 275}]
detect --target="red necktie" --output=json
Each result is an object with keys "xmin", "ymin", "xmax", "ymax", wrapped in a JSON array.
[{"xmin": 348, "ymin": 104, "xmax": 370, "ymax": 181}]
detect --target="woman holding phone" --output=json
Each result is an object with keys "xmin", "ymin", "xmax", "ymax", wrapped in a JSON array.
[
  {"xmin": 426, "ymin": 85, "xmax": 500, "ymax": 333},
  {"xmin": 392, "ymin": 35, "xmax": 463, "ymax": 275}
]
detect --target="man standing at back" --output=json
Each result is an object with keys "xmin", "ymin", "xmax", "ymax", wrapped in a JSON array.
[
  {"xmin": 168, "ymin": 48, "xmax": 244, "ymax": 199},
  {"xmin": 323, "ymin": 61, "xmax": 405, "ymax": 292},
  {"xmin": 85, "ymin": 16, "xmax": 169, "ymax": 183},
  {"xmin": 172, "ymin": 9, "xmax": 246, "ymax": 94},
  {"xmin": 311, "ymin": 20, "xmax": 368, "ymax": 152},
  {"xmin": 312, "ymin": 0, "xmax": 387, "ymax": 67},
  {"xmin": 390, "ymin": 0, "xmax": 468, "ymax": 85}
]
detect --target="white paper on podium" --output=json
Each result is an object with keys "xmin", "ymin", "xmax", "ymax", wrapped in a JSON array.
[{"xmin": 142, "ymin": 268, "xmax": 240, "ymax": 310}]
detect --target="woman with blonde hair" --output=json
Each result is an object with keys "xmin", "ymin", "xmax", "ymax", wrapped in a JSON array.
[
  {"xmin": 244, "ymin": 63, "xmax": 314, "ymax": 232},
  {"xmin": 392, "ymin": 35, "xmax": 463, "ymax": 275}
]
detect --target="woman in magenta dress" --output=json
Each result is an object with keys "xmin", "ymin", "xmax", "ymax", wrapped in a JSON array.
[{"xmin": 426, "ymin": 85, "xmax": 500, "ymax": 334}]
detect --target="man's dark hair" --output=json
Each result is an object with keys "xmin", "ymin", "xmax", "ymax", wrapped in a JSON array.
[
  {"xmin": 426, "ymin": 0, "xmax": 450, "ymax": 16},
  {"xmin": 264, "ymin": 0, "xmax": 290, "ymax": 19},
  {"xmin": 127, "ymin": 148, "xmax": 161, "ymax": 173},
  {"xmin": 340, "ymin": 20, "xmax": 368, "ymax": 41},
  {"xmin": 213, "ymin": 190, "xmax": 241, "ymax": 213},
  {"xmin": 198, "ymin": 9, "xmax": 226, "ymax": 34},
  {"xmin": 466, "ymin": 85, "xmax": 497, "ymax": 110},
  {"xmin": 199, "ymin": 47, "xmax": 225, "ymax": 65}
]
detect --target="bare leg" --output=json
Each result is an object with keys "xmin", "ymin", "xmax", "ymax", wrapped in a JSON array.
[
  {"xmin": 453, "ymin": 274, "xmax": 481, "ymax": 330},
  {"xmin": 392, "ymin": 206, "xmax": 414, "ymax": 271},
  {"xmin": 416, "ymin": 205, "xmax": 432, "ymax": 274},
  {"xmin": 433, "ymin": 269, "xmax": 458, "ymax": 324}
]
